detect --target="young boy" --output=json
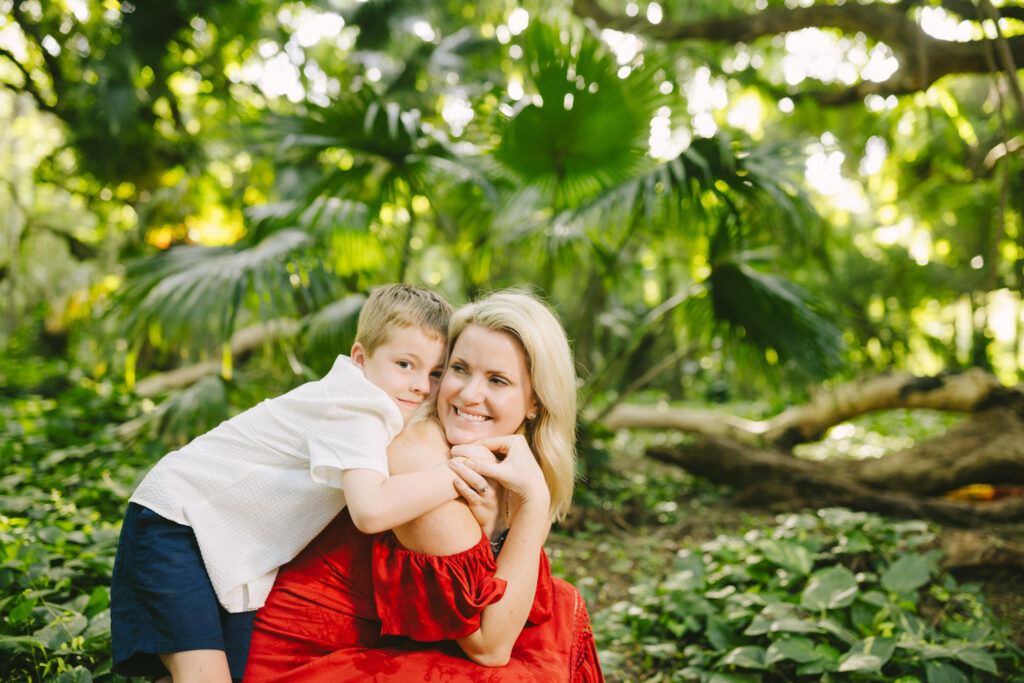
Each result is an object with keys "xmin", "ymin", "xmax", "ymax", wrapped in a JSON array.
[{"xmin": 111, "ymin": 284, "xmax": 469, "ymax": 682}]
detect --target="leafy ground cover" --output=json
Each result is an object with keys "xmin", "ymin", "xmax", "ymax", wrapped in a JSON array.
[
  {"xmin": 2, "ymin": 361, "xmax": 1021, "ymax": 681},
  {"xmin": 555, "ymin": 452, "xmax": 1024, "ymax": 682}
]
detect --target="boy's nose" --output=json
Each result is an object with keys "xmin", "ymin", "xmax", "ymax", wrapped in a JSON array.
[{"xmin": 410, "ymin": 372, "xmax": 431, "ymax": 394}]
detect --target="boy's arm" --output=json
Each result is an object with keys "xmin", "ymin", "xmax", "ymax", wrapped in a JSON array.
[{"xmin": 341, "ymin": 463, "xmax": 462, "ymax": 535}]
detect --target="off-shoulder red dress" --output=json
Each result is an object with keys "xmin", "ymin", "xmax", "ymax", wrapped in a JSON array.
[{"xmin": 243, "ymin": 511, "xmax": 603, "ymax": 682}]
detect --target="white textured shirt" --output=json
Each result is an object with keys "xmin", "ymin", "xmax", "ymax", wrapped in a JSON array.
[{"xmin": 130, "ymin": 356, "xmax": 403, "ymax": 612}]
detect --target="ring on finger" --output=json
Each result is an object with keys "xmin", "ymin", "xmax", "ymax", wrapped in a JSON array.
[{"xmin": 477, "ymin": 484, "xmax": 489, "ymax": 494}]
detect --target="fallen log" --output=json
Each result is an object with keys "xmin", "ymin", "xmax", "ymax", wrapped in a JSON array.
[
  {"xmin": 133, "ymin": 318, "xmax": 301, "ymax": 396},
  {"xmin": 604, "ymin": 369, "xmax": 1023, "ymax": 448},
  {"xmin": 648, "ymin": 430, "xmax": 1024, "ymax": 526}
]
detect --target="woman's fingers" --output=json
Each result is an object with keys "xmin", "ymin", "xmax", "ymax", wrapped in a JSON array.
[
  {"xmin": 450, "ymin": 444, "xmax": 498, "ymax": 463},
  {"xmin": 450, "ymin": 463, "xmax": 502, "ymax": 537},
  {"xmin": 449, "ymin": 456, "xmax": 491, "ymax": 493},
  {"xmin": 465, "ymin": 434, "xmax": 527, "ymax": 461}
]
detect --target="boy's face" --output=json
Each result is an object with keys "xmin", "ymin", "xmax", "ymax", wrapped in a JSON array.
[{"xmin": 352, "ymin": 326, "xmax": 447, "ymax": 422}]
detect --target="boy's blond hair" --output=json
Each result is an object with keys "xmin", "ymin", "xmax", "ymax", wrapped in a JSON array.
[{"xmin": 355, "ymin": 284, "xmax": 452, "ymax": 355}]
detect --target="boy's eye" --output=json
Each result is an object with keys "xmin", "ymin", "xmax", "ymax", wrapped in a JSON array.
[
  {"xmin": 397, "ymin": 360, "xmax": 412, "ymax": 369},
  {"xmin": 429, "ymin": 371, "xmax": 443, "ymax": 380}
]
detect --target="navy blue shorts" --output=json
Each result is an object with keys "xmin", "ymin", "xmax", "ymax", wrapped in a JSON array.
[{"xmin": 110, "ymin": 503, "xmax": 255, "ymax": 680}]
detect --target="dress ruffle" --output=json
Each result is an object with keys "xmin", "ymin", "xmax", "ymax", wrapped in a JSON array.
[
  {"xmin": 372, "ymin": 530, "xmax": 554, "ymax": 641},
  {"xmin": 244, "ymin": 512, "xmax": 603, "ymax": 682}
]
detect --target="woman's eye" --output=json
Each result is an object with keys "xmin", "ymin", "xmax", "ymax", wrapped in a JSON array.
[
  {"xmin": 452, "ymin": 363, "xmax": 467, "ymax": 373},
  {"xmin": 490, "ymin": 376, "xmax": 509, "ymax": 386}
]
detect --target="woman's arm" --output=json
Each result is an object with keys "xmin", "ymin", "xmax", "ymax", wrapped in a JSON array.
[{"xmin": 387, "ymin": 429, "xmax": 550, "ymax": 666}]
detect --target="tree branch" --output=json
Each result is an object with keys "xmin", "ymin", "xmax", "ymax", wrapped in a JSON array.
[{"xmin": 571, "ymin": 0, "xmax": 1024, "ymax": 103}]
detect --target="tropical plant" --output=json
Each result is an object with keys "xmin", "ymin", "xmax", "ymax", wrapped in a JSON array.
[{"xmin": 596, "ymin": 508, "xmax": 1024, "ymax": 681}]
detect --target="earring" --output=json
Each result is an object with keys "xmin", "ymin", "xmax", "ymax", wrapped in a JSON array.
[{"xmin": 527, "ymin": 410, "xmax": 537, "ymax": 420}]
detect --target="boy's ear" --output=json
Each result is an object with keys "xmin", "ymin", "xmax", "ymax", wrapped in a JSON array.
[{"xmin": 351, "ymin": 342, "xmax": 367, "ymax": 369}]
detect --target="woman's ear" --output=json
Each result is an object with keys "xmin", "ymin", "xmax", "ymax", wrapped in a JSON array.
[{"xmin": 351, "ymin": 342, "xmax": 367, "ymax": 369}]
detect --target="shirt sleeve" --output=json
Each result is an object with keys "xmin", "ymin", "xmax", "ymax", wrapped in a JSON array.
[
  {"xmin": 372, "ymin": 531, "xmax": 554, "ymax": 642},
  {"xmin": 306, "ymin": 358, "xmax": 403, "ymax": 488}
]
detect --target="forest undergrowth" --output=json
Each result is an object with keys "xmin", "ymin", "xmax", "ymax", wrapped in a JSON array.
[{"xmin": 2, "ymin": 355, "xmax": 1022, "ymax": 682}]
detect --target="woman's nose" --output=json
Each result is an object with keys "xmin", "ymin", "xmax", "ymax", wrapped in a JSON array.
[{"xmin": 460, "ymin": 375, "xmax": 485, "ymax": 402}]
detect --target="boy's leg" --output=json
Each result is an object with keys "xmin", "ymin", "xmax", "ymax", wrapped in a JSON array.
[
  {"xmin": 159, "ymin": 649, "xmax": 232, "ymax": 683},
  {"xmin": 112, "ymin": 504, "xmax": 251, "ymax": 680}
]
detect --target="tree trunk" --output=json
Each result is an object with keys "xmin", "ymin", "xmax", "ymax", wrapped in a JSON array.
[
  {"xmin": 133, "ymin": 318, "xmax": 301, "ymax": 396},
  {"xmin": 602, "ymin": 369, "xmax": 1023, "ymax": 448},
  {"xmin": 608, "ymin": 370, "xmax": 1024, "ymax": 526}
]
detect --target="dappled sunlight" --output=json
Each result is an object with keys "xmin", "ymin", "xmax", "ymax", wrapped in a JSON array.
[
  {"xmin": 231, "ymin": 7, "xmax": 348, "ymax": 104},
  {"xmin": 918, "ymin": 6, "xmax": 988, "ymax": 41},
  {"xmin": 782, "ymin": 29, "xmax": 898, "ymax": 86},
  {"xmin": 795, "ymin": 409, "xmax": 962, "ymax": 462},
  {"xmin": 804, "ymin": 132, "xmax": 869, "ymax": 212}
]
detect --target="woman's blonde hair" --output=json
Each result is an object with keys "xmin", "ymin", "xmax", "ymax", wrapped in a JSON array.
[{"xmin": 448, "ymin": 289, "xmax": 578, "ymax": 522}]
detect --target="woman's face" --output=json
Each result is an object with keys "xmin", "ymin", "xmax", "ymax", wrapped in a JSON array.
[{"xmin": 438, "ymin": 324, "xmax": 537, "ymax": 446}]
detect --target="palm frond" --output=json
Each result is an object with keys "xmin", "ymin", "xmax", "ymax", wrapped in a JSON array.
[
  {"xmin": 302, "ymin": 293, "xmax": 366, "ymax": 375},
  {"xmin": 120, "ymin": 229, "xmax": 329, "ymax": 351},
  {"xmin": 152, "ymin": 374, "xmax": 229, "ymax": 448},
  {"xmin": 253, "ymin": 91, "xmax": 493, "ymax": 204},
  {"xmin": 494, "ymin": 21, "xmax": 669, "ymax": 210},
  {"xmin": 706, "ymin": 257, "xmax": 844, "ymax": 378}
]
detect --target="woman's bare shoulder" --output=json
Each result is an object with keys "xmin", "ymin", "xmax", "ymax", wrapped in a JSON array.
[{"xmin": 388, "ymin": 418, "xmax": 449, "ymax": 475}]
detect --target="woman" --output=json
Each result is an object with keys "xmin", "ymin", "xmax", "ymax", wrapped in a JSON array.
[{"xmin": 243, "ymin": 291, "xmax": 603, "ymax": 681}]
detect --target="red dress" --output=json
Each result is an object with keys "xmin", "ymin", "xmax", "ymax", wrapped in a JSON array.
[{"xmin": 244, "ymin": 511, "xmax": 603, "ymax": 682}]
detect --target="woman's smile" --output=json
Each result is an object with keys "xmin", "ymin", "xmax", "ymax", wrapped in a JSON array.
[{"xmin": 438, "ymin": 324, "xmax": 537, "ymax": 446}]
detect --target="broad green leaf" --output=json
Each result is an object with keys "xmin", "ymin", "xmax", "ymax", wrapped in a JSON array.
[
  {"xmin": 706, "ymin": 614, "xmax": 737, "ymax": 651},
  {"xmin": 707, "ymin": 673, "xmax": 762, "ymax": 683},
  {"xmin": 32, "ymin": 613, "xmax": 88, "ymax": 649},
  {"xmin": 719, "ymin": 645, "xmax": 767, "ymax": 670},
  {"xmin": 83, "ymin": 609, "xmax": 111, "ymax": 639},
  {"xmin": 795, "ymin": 643, "xmax": 841, "ymax": 674},
  {"xmin": 952, "ymin": 646, "xmax": 998, "ymax": 673},
  {"xmin": 0, "ymin": 635, "xmax": 47, "ymax": 652},
  {"xmin": 859, "ymin": 590, "xmax": 889, "ymax": 607},
  {"xmin": 8, "ymin": 597, "xmax": 36, "ymax": 624},
  {"xmin": 837, "ymin": 653, "xmax": 885, "ymax": 673},
  {"xmin": 768, "ymin": 617, "xmax": 822, "ymax": 634},
  {"xmin": 53, "ymin": 667, "xmax": 93, "ymax": 683},
  {"xmin": 817, "ymin": 617, "xmax": 859, "ymax": 645},
  {"xmin": 801, "ymin": 565, "xmax": 858, "ymax": 610},
  {"xmin": 899, "ymin": 642, "xmax": 955, "ymax": 659},
  {"xmin": 756, "ymin": 538, "xmax": 814, "ymax": 575},
  {"xmin": 881, "ymin": 554, "xmax": 935, "ymax": 594},
  {"xmin": 765, "ymin": 636, "xmax": 820, "ymax": 665},
  {"xmin": 742, "ymin": 614, "xmax": 771, "ymax": 636},
  {"xmin": 841, "ymin": 636, "xmax": 896, "ymax": 671},
  {"xmin": 925, "ymin": 660, "xmax": 969, "ymax": 683}
]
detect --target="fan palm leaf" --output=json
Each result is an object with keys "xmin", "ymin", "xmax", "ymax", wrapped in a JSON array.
[
  {"xmin": 493, "ymin": 20, "xmax": 668, "ymax": 211},
  {"xmin": 706, "ymin": 255, "xmax": 844, "ymax": 378},
  {"xmin": 253, "ymin": 91, "xmax": 495, "ymax": 218},
  {"xmin": 302, "ymin": 292, "xmax": 367, "ymax": 375},
  {"xmin": 120, "ymin": 229, "xmax": 331, "ymax": 352}
]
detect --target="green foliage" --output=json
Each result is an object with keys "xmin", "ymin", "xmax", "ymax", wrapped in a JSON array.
[
  {"xmin": 494, "ymin": 20, "xmax": 666, "ymax": 209},
  {"xmin": 0, "ymin": 355, "xmax": 155, "ymax": 682},
  {"xmin": 596, "ymin": 508, "xmax": 1023, "ymax": 681}
]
